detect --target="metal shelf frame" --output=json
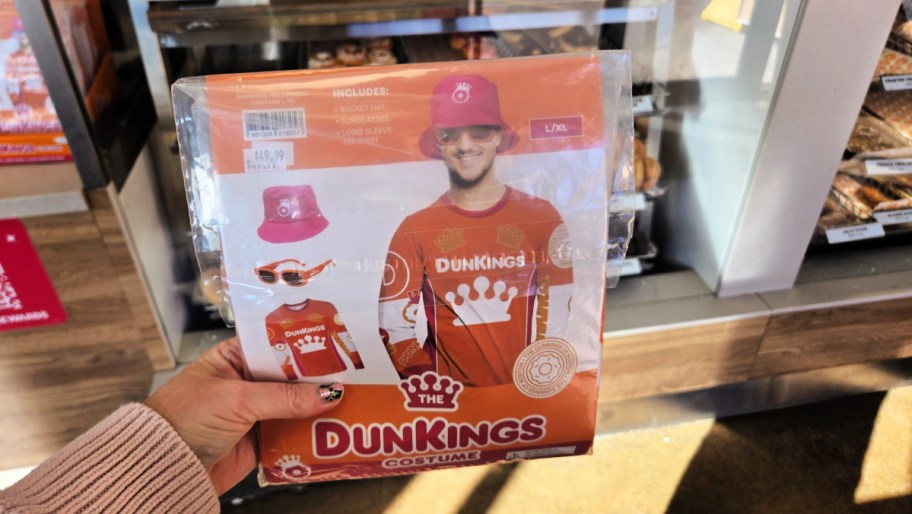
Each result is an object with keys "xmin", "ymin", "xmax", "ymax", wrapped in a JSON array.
[
  {"xmin": 148, "ymin": 5, "xmax": 660, "ymax": 47},
  {"xmin": 130, "ymin": 0, "xmax": 663, "ymax": 131},
  {"xmin": 14, "ymin": 0, "xmax": 156, "ymax": 192}
]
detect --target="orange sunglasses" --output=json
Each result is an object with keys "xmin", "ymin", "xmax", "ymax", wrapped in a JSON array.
[
  {"xmin": 435, "ymin": 125, "xmax": 499, "ymax": 145},
  {"xmin": 254, "ymin": 259, "xmax": 334, "ymax": 287}
]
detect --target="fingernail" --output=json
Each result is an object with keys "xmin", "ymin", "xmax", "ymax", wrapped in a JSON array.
[{"xmin": 319, "ymin": 382, "xmax": 344, "ymax": 402}]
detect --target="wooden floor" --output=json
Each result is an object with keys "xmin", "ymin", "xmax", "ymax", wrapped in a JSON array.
[{"xmin": 0, "ymin": 191, "xmax": 156, "ymax": 470}]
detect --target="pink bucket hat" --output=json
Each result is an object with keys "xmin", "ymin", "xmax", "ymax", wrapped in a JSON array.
[
  {"xmin": 418, "ymin": 74, "xmax": 519, "ymax": 159},
  {"xmin": 257, "ymin": 185, "xmax": 329, "ymax": 244}
]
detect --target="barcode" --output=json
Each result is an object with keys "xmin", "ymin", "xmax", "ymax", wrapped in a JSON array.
[
  {"xmin": 243, "ymin": 109, "xmax": 307, "ymax": 140},
  {"xmin": 505, "ymin": 446, "xmax": 577, "ymax": 461}
]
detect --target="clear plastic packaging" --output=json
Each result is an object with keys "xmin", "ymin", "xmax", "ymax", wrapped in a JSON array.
[{"xmin": 174, "ymin": 51, "xmax": 633, "ymax": 483}]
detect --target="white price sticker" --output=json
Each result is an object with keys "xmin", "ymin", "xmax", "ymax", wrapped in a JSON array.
[
  {"xmin": 865, "ymin": 159, "xmax": 912, "ymax": 176},
  {"xmin": 881, "ymin": 74, "xmax": 912, "ymax": 91},
  {"xmin": 873, "ymin": 208, "xmax": 912, "ymax": 225},
  {"xmin": 243, "ymin": 142, "xmax": 294, "ymax": 173},
  {"xmin": 632, "ymin": 95, "xmax": 654, "ymax": 114},
  {"xmin": 619, "ymin": 258, "xmax": 643, "ymax": 276},
  {"xmin": 824, "ymin": 223, "xmax": 885, "ymax": 244},
  {"xmin": 635, "ymin": 192, "xmax": 647, "ymax": 211}
]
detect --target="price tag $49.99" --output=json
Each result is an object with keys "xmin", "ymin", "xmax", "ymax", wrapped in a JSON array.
[{"xmin": 244, "ymin": 142, "xmax": 294, "ymax": 173}]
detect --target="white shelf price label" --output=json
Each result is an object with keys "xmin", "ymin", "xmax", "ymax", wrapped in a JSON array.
[
  {"xmin": 632, "ymin": 95, "xmax": 654, "ymax": 114},
  {"xmin": 609, "ymin": 193, "xmax": 634, "ymax": 213},
  {"xmin": 824, "ymin": 223, "xmax": 885, "ymax": 244},
  {"xmin": 619, "ymin": 258, "xmax": 643, "ymax": 276},
  {"xmin": 873, "ymin": 209, "xmax": 912, "ymax": 225},
  {"xmin": 865, "ymin": 159, "xmax": 912, "ymax": 175},
  {"xmin": 243, "ymin": 142, "xmax": 294, "ymax": 173},
  {"xmin": 881, "ymin": 74, "xmax": 912, "ymax": 91}
]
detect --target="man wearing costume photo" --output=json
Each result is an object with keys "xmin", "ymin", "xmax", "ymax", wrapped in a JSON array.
[{"xmin": 378, "ymin": 74, "xmax": 574, "ymax": 387}]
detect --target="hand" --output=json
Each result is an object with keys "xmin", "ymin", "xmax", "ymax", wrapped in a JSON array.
[{"xmin": 144, "ymin": 337, "xmax": 344, "ymax": 494}]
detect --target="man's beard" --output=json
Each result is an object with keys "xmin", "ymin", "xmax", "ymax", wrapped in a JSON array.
[{"xmin": 447, "ymin": 160, "xmax": 493, "ymax": 190}]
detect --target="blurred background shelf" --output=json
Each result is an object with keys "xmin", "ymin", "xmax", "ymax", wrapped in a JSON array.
[
  {"xmin": 0, "ymin": 162, "xmax": 86, "ymax": 218},
  {"xmin": 148, "ymin": 0, "xmax": 661, "ymax": 47}
]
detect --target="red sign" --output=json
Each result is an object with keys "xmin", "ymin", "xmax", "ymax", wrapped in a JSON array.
[{"xmin": 0, "ymin": 219, "xmax": 66, "ymax": 331}]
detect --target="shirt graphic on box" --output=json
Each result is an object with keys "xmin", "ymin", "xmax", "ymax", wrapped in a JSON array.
[
  {"xmin": 266, "ymin": 299, "xmax": 364, "ymax": 379},
  {"xmin": 379, "ymin": 187, "xmax": 573, "ymax": 387}
]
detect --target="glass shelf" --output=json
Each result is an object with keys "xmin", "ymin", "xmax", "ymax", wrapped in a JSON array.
[{"xmin": 148, "ymin": 0, "xmax": 661, "ymax": 47}]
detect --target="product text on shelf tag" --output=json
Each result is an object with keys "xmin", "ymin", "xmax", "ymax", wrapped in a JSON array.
[
  {"xmin": 619, "ymin": 258, "xmax": 643, "ymax": 276},
  {"xmin": 632, "ymin": 95, "xmax": 654, "ymax": 114},
  {"xmin": 824, "ymin": 223, "xmax": 885, "ymax": 244},
  {"xmin": 865, "ymin": 159, "xmax": 912, "ymax": 176},
  {"xmin": 881, "ymin": 74, "xmax": 912, "ymax": 91},
  {"xmin": 873, "ymin": 209, "xmax": 912, "ymax": 226}
]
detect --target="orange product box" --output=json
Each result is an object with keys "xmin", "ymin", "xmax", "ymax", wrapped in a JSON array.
[
  {"xmin": 173, "ymin": 52, "xmax": 633, "ymax": 483},
  {"xmin": 0, "ymin": 132, "xmax": 69, "ymax": 164}
]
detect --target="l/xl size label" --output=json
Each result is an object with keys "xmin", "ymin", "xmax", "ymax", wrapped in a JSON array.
[
  {"xmin": 882, "ymin": 74, "xmax": 912, "ymax": 91},
  {"xmin": 865, "ymin": 159, "xmax": 912, "ymax": 175},
  {"xmin": 825, "ymin": 223, "xmax": 885, "ymax": 244}
]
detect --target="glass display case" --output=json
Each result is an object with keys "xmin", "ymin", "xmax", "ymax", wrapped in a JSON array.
[
  {"xmin": 805, "ymin": 7, "xmax": 912, "ymax": 260},
  {"xmin": 19, "ymin": 1, "xmax": 907, "ymax": 415}
]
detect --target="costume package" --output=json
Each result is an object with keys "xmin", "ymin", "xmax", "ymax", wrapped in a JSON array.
[{"xmin": 174, "ymin": 51, "xmax": 634, "ymax": 483}]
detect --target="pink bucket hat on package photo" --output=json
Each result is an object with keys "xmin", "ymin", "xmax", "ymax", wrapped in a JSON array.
[
  {"xmin": 419, "ymin": 74, "xmax": 520, "ymax": 159},
  {"xmin": 257, "ymin": 185, "xmax": 329, "ymax": 244}
]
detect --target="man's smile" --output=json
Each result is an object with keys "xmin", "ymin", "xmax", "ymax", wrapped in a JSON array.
[{"xmin": 455, "ymin": 152, "xmax": 482, "ymax": 165}]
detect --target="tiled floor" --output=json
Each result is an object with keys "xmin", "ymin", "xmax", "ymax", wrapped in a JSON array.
[{"xmin": 222, "ymin": 386, "xmax": 912, "ymax": 513}]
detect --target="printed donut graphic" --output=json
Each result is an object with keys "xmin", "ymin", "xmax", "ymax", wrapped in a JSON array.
[
  {"xmin": 380, "ymin": 251, "xmax": 410, "ymax": 300},
  {"xmin": 513, "ymin": 338, "xmax": 577, "ymax": 399}
]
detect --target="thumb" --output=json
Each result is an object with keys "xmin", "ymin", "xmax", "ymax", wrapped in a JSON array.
[{"xmin": 238, "ymin": 381, "xmax": 344, "ymax": 421}]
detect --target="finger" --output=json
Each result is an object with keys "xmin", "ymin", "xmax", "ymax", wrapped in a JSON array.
[
  {"xmin": 209, "ymin": 431, "xmax": 258, "ymax": 495},
  {"xmin": 237, "ymin": 382, "xmax": 344, "ymax": 421},
  {"xmin": 197, "ymin": 337, "xmax": 247, "ymax": 380}
]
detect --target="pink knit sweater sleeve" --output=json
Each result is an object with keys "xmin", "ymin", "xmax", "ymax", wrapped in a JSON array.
[{"xmin": 0, "ymin": 403, "xmax": 220, "ymax": 513}]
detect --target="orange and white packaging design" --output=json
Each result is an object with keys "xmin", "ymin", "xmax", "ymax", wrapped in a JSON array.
[
  {"xmin": 0, "ymin": 2, "xmax": 54, "ymax": 129},
  {"xmin": 173, "ymin": 52, "xmax": 634, "ymax": 484}
]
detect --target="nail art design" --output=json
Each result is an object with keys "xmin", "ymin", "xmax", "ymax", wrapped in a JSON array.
[{"xmin": 319, "ymin": 382, "xmax": 344, "ymax": 402}]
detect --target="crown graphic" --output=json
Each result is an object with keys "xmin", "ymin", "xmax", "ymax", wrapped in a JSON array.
[
  {"xmin": 496, "ymin": 224, "xmax": 526, "ymax": 249},
  {"xmin": 293, "ymin": 335, "xmax": 326, "ymax": 354},
  {"xmin": 452, "ymin": 82, "xmax": 472, "ymax": 103},
  {"xmin": 399, "ymin": 371, "xmax": 464, "ymax": 411},
  {"xmin": 444, "ymin": 276, "xmax": 518, "ymax": 326},
  {"xmin": 276, "ymin": 198, "xmax": 293, "ymax": 218},
  {"xmin": 434, "ymin": 228, "xmax": 465, "ymax": 253},
  {"xmin": 274, "ymin": 454, "xmax": 311, "ymax": 480}
]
